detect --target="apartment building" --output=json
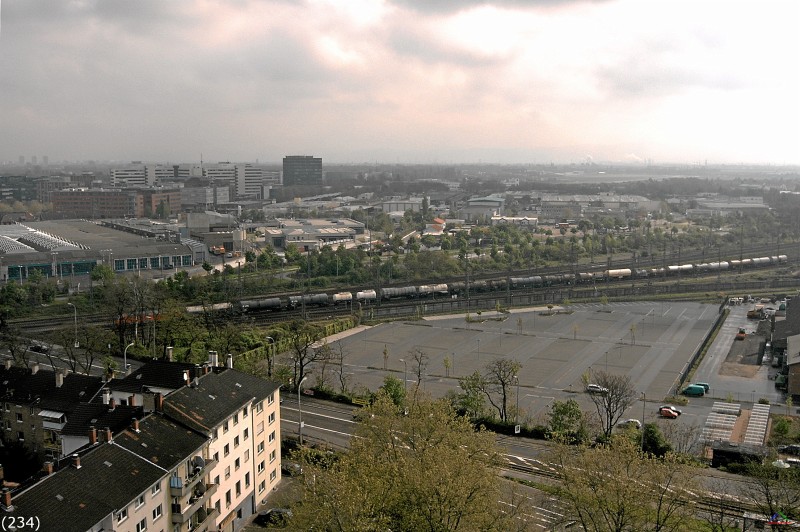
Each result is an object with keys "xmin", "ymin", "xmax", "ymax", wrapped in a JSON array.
[
  {"xmin": 163, "ymin": 365, "xmax": 282, "ymax": 531},
  {"xmin": 0, "ymin": 363, "xmax": 103, "ymax": 460},
  {"xmin": 3, "ymin": 366, "xmax": 282, "ymax": 532}
]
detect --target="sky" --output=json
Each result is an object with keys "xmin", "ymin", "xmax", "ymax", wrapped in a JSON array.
[{"xmin": 0, "ymin": 0, "xmax": 798, "ymax": 166}]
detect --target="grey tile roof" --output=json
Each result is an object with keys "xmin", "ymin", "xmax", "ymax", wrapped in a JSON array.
[
  {"xmin": 108, "ymin": 360, "xmax": 200, "ymax": 394},
  {"xmin": 60, "ymin": 402, "xmax": 142, "ymax": 437},
  {"xmin": 7, "ymin": 442, "xmax": 165, "ymax": 532},
  {"xmin": 0, "ymin": 367, "xmax": 103, "ymax": 413},
  {"xmin": 114, "ymin": 413, "xmax": 207, "ymax": 471},
  {"xmin": 163, "ymin": 368, "xmax": 280, "ymax": 433}
]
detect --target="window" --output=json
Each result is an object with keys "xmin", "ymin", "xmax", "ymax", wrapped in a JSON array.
[
  {"xmin": 268, "ymin": 393, "xmax": 274, "ymax": 405},
  {"xmin": 268, "ymin": 431, "xmax": 275, "ymax": 443},
  {"xmin": 225, "ymin": 490, "xmax": 231, "ymax": 507},
  {"xmin": 234, "ymin": 435, "xmax": 239, "ymax": 448},
  {"xmin": 235, "ymin": 480, "xmax": 241, "ymax": 497},
  {"xmin": 243, "ymin": 405, "xmax": 248, "ymax": 418},
  {"xmin": 269, "ymin": 450, "xmax": 276, "ymax": 463},
  {"xmin": 243, "ymin": 428, "xmax": 249, "ymax": 440},
  {"xmin": 116, "ymin": 509, "xmax": 128, "ymax": 523},
  {"xmin": 214, "ymin": 474, "xmax": 219, "ymax": 485},
  {"xmin": 244, "ymin": 449, "xmax": 250, "ymax": 463},
  {"xmin": 212, "ymin": 428, "xmax": 218, "ymax": 440},
  {"xmin": 245, "ymin": 472, "xmax": 250, "ymax": 488},
  {"xmin": 233, "ymin": 413, "xmax": 238, "ymax": 426},
  {"xmin": 215, "ymin": 500, "xmax": 220, "ymax": 514},
  {"xmin": 213, "ymin": 452, "xmax": 219, "ymax": 462},
  {"xmin": 257, "ymin": 461, "xmax": 265, "ymax": 473},
  {"xmin": 151, "ymin": 481, "xmax": 161, "ymax": 495},
  {"xmin": 3, "ymin": 403, "xmax": 8, "ymax": 412},
  {"xmin": 135, "ymin": 494, "xmax": 145, "ymax": 508},
  {"xmin": 257, "ymin": 421, "xmax": 264, "ymax": 435},
  {"xmin": 224, "ymin": 443, "xmax": 230, "ymax": 457},
  {"xmin": 257, "ymin": 442, "xmax": 264, "ymax": 454},
  {"xmin": 224, "ymin": 466, "xmax": 231, "ymax": 480},
  {"xmin": 17, "ymin": 431, "xmax": 24, "ymax": 441},
  {"xmin": 268, "ymin": 412, "xmax": 275, "ymax": 425},
  {"xmin": 15, "ymin": 413, "xmax": 22, "ymax": 423},
  {"xmin": 258, "ymin": 480, "xmax": 266, "ymax": 494},
  {"xmin": 255, "ymin": 401, "xmax": 263, "ymax": 413},
  {"xmin": 136, "ymin": 518, "xmax": 147, "ymax": 532},
  {"xmin": 235, "ymin": 458, "xmax": 240, "ymax": 471},
  {"xmin": 270, "ymin": 469, "xmax": 277, "ymax": 482},
  {"xmin": 152, "ymin": 504, "xmax": 162, "ymax": 521},
  {"xmin": 223, "ymin": 421, "xmax": 229, "ymax": 433}
]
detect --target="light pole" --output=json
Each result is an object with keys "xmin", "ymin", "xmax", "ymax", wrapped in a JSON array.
[
  {"xmin": 67, "ymin": 303, "xmax": 78, "ymax": 348},
  {"xmin": 515, "ymin": 375, "xmax": 520, "ymax": 423},
  {"xmin": 123, "ymin": 341, "xmax": 135, "ymax": 373},
  {"xmin": 641, "ymin": 392, "xmax": 646, "ymax": 452},
  {"xmin": 298, "ymin": 375, "xmax": 308, "ymax": 445},
  {"xmin": 399, "ymin": 358, "xmax": 407, "ymax": 393},
  {"xmin": 265, "ymin": 336, "xmax": 275, "ymax": 377}
]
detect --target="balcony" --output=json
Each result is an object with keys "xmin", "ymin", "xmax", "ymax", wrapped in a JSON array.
[
  {"xmin": 42, "ymin": 420, "xmax": 65, "ymax": 430},
  {"xmin": 169, "ymin": 458, "xmax": 218, "ymax": 497},
  {"xmin": 170, "ymin": 483, "xmax": 218, "ymax": 524},
  {"xmin": 190, "ymin": 507, "xmax": 220, "ymax": 532}
]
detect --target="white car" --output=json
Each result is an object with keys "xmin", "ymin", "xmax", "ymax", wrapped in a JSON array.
[
  {"xmin": 618, "ymin": 419, "xmax": 642, "ymax": 430},
  {"xmin": 586, "ymin": 384, "xmax": 608, "ymax": 394}
]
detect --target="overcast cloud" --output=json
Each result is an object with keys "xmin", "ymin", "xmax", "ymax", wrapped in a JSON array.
[{"xmin": 0, "ymin": 0, "xmax": 797, "ymax": 165}]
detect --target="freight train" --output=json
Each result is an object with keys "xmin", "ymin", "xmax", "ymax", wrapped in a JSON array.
[{"xmin": 205, "ymin": 254, "xmax": 789, "ymax": 313}]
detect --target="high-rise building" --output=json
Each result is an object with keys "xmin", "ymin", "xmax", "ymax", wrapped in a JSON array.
[{"xmin": 282, "ymin": 155, "xmax": 322, "ymax": 186}]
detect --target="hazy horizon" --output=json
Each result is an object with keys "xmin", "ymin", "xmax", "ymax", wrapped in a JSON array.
[{"xmin": 1, "ymin": 0, "xmax": 798, "ymax": 166}]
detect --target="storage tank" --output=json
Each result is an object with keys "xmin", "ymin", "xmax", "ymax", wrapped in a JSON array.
[
  {"xmin": 332, "ymin": 292, "xmax": 353, "ymax": 305},
  {"xmin": 606, "ymin": 268, "xmax": 632, "ymax": 279},
  {"xmin": 356, "ymin": 289, "xmax": 377, "ymax": 301}
]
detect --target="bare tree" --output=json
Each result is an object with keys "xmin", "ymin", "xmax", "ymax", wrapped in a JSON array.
[
  {"xmin": 409, "ymin": 348, "xmax": 429, "ymax": 395},
  {"xmin": 0, "ymin": 326, "xmax": 29, "ymax": 367},
  {"xmin": 332, "ymin": 341, "xmax": 351, "ymax": 395},
  {"xmin": 475, "ymin": 358, "xmax": 521, "ymax": 422},
  {"xmin": 701, "ymin": 478, "xmax": 746, "ymax": 532},
  {"xmin": 281, "ymin": 320, "xmax": 331, "ymax": 391},
  {"xmin": 659, "ymin": 420, "xmax": 702, "ymax": 456},
  {"xmin": 587, "ymin": 369, "xmax": 638, "ymax": 438},
  {"xmin": 739, "ymin": 463, "xmax": 800, "ymax": 524}
]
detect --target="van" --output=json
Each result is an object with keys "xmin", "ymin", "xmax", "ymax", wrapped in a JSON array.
[
  {"xmin": 694, "ymin": 382, "xmax": 710, "ymax": 393},
  {"xmin": 682, "ymin": 384, "xmax": 706, "ymax": 397}
]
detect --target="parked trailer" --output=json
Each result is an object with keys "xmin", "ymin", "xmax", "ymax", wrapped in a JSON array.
[{"xmin": 238, "ymin": 298, "xmax": 282, "ymax": 312}]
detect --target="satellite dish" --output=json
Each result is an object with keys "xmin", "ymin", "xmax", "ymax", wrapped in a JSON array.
[
  {"xmin": 192, "ymin": 455, "xmax": 205, "ymax": 469},
  {"xmin": 195, "ymin": 482, "xmax": 206, "ymax": 495}
]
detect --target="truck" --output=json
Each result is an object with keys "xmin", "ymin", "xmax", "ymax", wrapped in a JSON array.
[
  {"xmin": 747, "ymin": 305, "xmax": 764, "ymax": 319},
  {"xmin": 736, "ymin": 328, "xmax": 747, "ymax": 340}
]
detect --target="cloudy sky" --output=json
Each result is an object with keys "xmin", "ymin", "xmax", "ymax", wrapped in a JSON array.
[{"xmin": 1, "ymin": 0, "xmax": 798, "ymax": 165}]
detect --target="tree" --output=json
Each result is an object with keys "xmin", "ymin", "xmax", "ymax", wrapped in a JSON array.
[
  {"xmin": 586, "ymin": 370, "xmax": 638, "ymax": 438},
  {"xmin": 452, "ymin": 371, "xmax": 489, "ymax": 419},
  {"xmin": 409, "ymin": 348, "xmax": 429, "ymax": 397},
  {"xmin": 290, "ymin": 395, "xmax": 528, "ymax": 531},
  {"xmin": 548, "ymin": 399, "xmax": 588, "ymax": 444},
  {"xmin": 551, "ymin": 438, "xmax": 697, "ymax": 532},
  {"xmin": 739, "ymin": 463, "xmax": 800, "ymax": 524},
  {"xmin": 278, "ymin": 320, "xmax": 330, "ymax": 390},
  {"xmin": 379, "ymin": 375, "xmax": 406, "ymax": 406},
  {"xmin": 482, "ymin": 358, "xmax": 521, "ymax": 422}
]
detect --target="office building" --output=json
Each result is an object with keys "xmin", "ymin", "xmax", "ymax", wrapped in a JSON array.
[{"xmin": 282, "ymin": 155, "xmax": 322, "ymax": 186}]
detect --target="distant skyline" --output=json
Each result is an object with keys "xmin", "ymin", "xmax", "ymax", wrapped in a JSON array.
[{"xmin": 1, "ymin": 0, "xmax": 798, "ymax": 166}]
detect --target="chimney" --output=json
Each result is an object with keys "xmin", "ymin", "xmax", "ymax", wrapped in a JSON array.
[
  {"xmin": 0, "ymin": 464, "xmax": 4, "ymax": 481},
  {"xmin": 183, "ymin": 370, "xmax": 190, "ymax": 385},
  {"xmin": 55, "ymin": 371, "xmax": 64, "ymax": 388},
  {"xmin": 42, "ymin": 462, "xmax": 53, "ymax": 476},
  {"xmin": 209, "ymin": 350, "xmax": 218, "ymax": 367},
  {"xmin": 128, "ymin": 395, "xmax": 136, "ymax": 407},
  {"xmin": 103, "ymin": 427, "xmax": 112, "ymax": 443},
  {"xmin": 131, "ymin": 418, "xmax": 140, "ymax": 432},
  {"xmin": 226, "ymin": 353, "xmax": 233, "ymax": 369},
  {"xmin": 30, "ymin": 362, "xmax": 39, "ymax": 375},
  {"xmin": 2, "ymin": 488, "xmax": 11, "ymax": 509},
  {"xmin": 4, "ymin": 359, "xmax": 11, "ymax": 370},
  {"xmin": 155, "ymin": 392, "xmax": 163, "ymax": 412},
  {"xmin": 88, "ymin": 426, "xmax": 97, "ymax": 445},
  {"xmin": 71, "ymin": 454, "xmax": 81, "ymax": 469},
  {"xmin": 203, "ymin": 363, "xmax": 210, "ymax": 375},
  {"xmin": 166, "ymin": 346, "xmax": 173, "ymax": 362},
  {"xmin": 102, "ymin": 389, "xmax": 111, "ymax": 405},
  {"xmin": 108, "ymin": 398, "xmax": 116, "ymax": 412}
]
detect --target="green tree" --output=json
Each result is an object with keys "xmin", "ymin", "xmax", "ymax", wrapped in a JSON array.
[
  {"xmin": 548, "ymin": 399, "xmax": 588, "ymax": 444},
  {"xmin": 586, "ymin": 369, "xmax": 638, "ymax": 439},
  {"xmin": 379, "ymin": 375, "xmax": 406, "ymax": 406},
  {"xmin": 290, "ymin": 395, "xmax": 527, "ymax": 531}
]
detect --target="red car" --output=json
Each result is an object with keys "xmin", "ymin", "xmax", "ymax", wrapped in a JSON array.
[{"xmin": 659, "ymin": 407, "xmax": 679, "ymax": 419}]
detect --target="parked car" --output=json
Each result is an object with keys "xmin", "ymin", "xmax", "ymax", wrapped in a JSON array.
[
  {"xmin": 682, "ymin": 384, "xmax": 705, "ymax": 397},
  {"xmin": 281, "ymin": 461, "xmax": 303, "ymax": 477},
  {"xmin": 658, "ymin": 405, "xmax": 682, "ymax": 416},
  {"xmin": 586, "ymin": 384, "xmax": 608, "ymax": 394},
  {"xmin": 617, "ymin": 419, "xmax": 642, "ymax": 430},
  {"xmin": 28, "ymin": 344, "xmax": 49, "ymax": 353},
  {"xmin": 694, "ymin": 382, "xmax": 710, "ymax": 393},
  {"xmin": 778, "ymin": 444, "xmax": 800, "ymax": 456},
  {"xmin": 659, "ymin": 407, "xmax": 679, "ymax": 419}
]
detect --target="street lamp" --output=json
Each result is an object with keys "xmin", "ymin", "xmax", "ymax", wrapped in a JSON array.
[
  {"xmin": 123, "ymin": 341, "xmax": 135, "ymax": 373},
  {"xmin": 298, "ymin": 375, "xmax": 308, "ymax": 445},
  {"xmin": 264, "ymin": 336, "xmax": 275, "ymax": 377},
  {"xmin": 67, "ymin": 303, "xmax": 78, "ymax": 348},
  {"xmin": 514, "ymin": 375, "xmax": 520, "ymax": 423},
  {"xmin": 399, "ymin": 358, "xmax": 407, "ymax": 393},
  {"xmin": 641, "ymin": 392, "xmax": 646, "ymax": 452}
]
